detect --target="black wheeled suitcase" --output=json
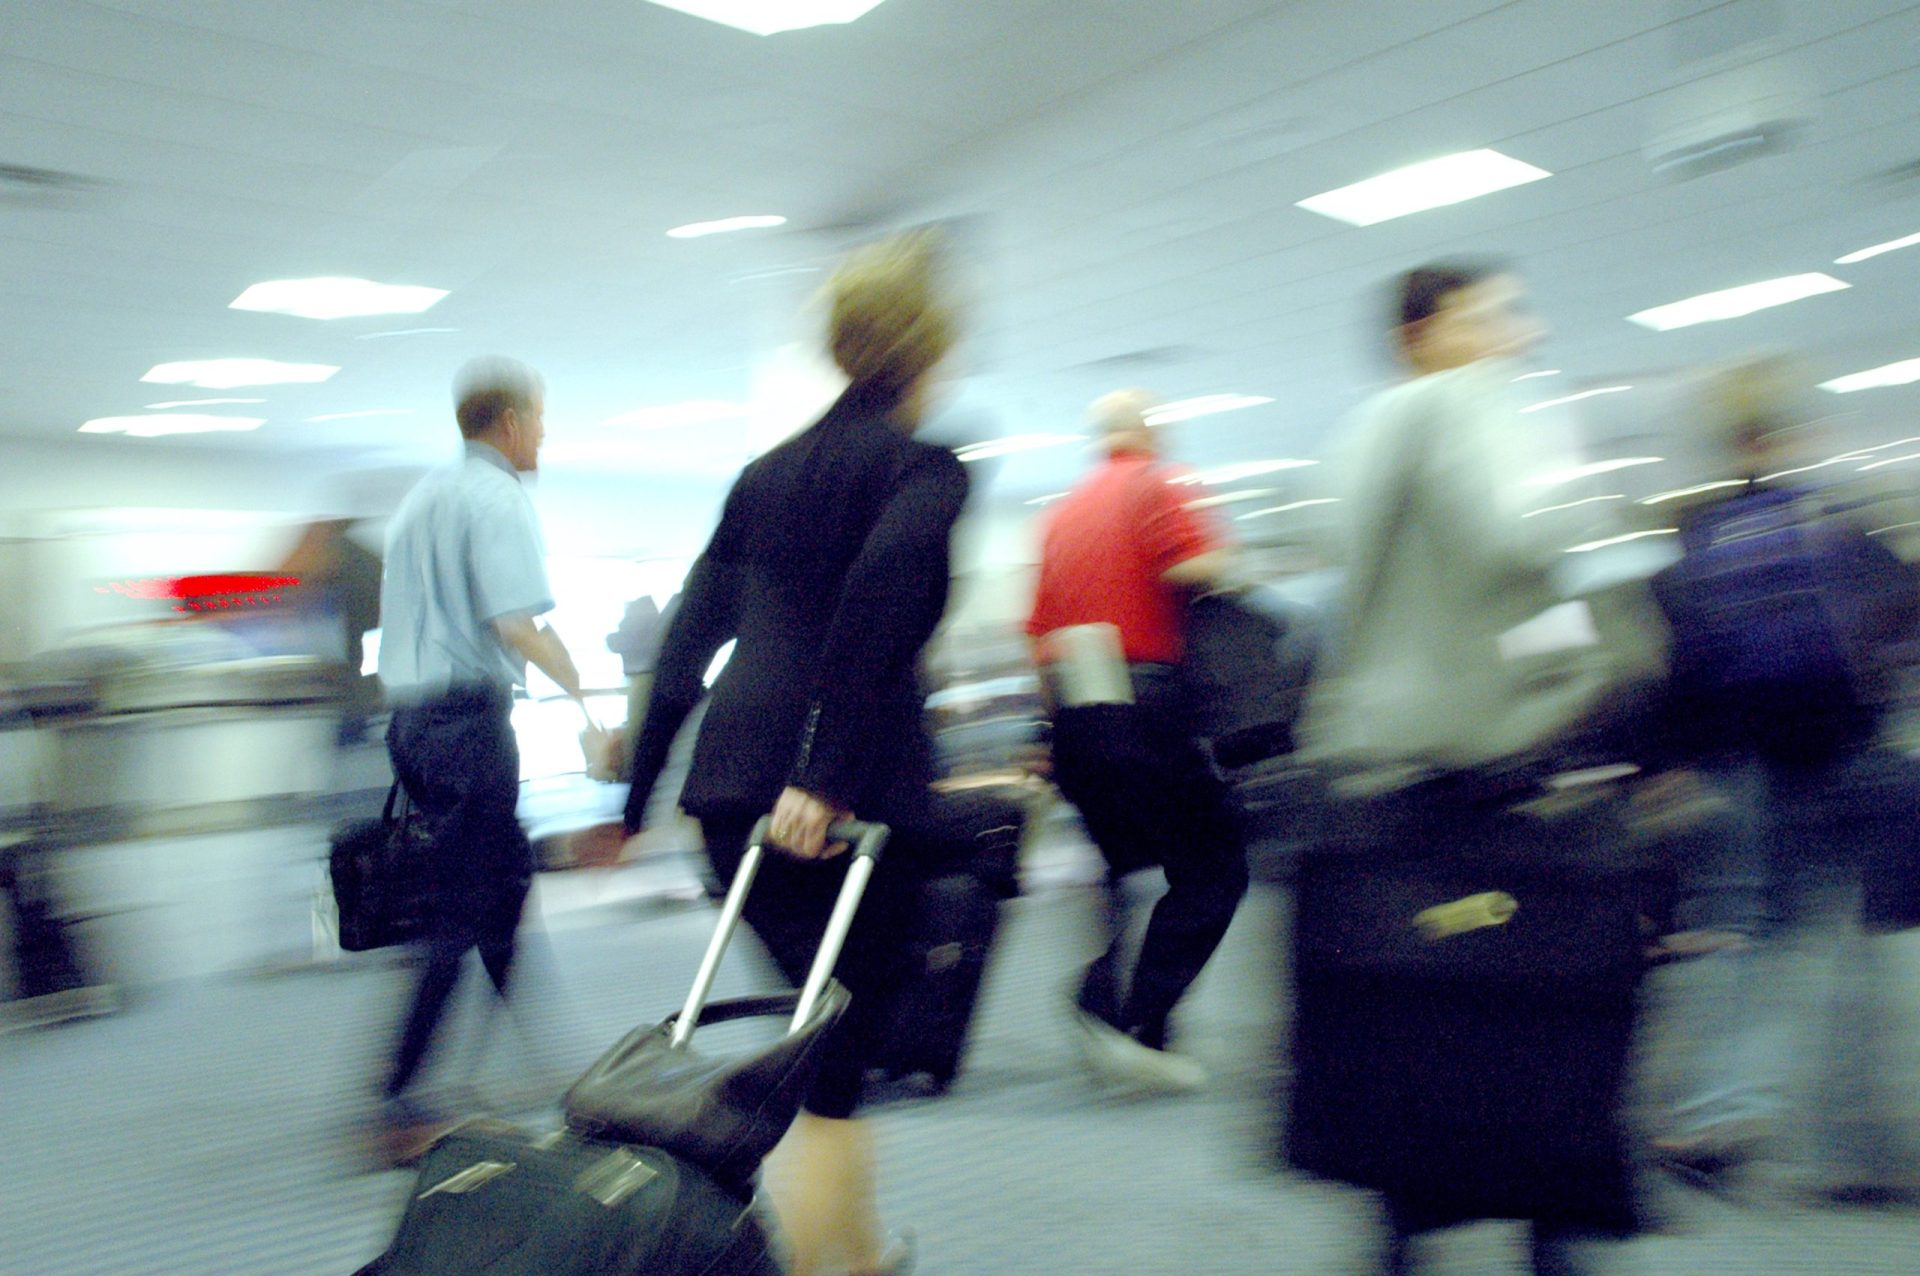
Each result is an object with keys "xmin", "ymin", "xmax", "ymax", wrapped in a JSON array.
[
  {"xmin": 871, "ymin": 868, "xmax": 1002, "ymax": 1093},
  {"xmin": 353, "ymin": 1120, "xmax": 777, "ymax": 1275},
  {"xmin": 1284, "ymin": 777, "xmax": 1668, "ymax": 1234},
  {"xmin": 867, "ymin": 784, "xmax": 1027, "ymax": 1093}
]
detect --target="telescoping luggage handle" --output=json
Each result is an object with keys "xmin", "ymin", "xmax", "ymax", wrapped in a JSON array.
[{"xmin": 669, "ymin": 817, "xmax": 889, "ymax": 1048}]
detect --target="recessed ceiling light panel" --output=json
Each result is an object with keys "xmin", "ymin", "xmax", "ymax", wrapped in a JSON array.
[
  {"xmin": 354, "ymin": 327, "xmax": 459, "ymax": 340},
  {"xmin": 643, "ymin": 0, "xmax": 888, "ymax": 36},
  {"xmin": 1835, "ymin": 230, "xmax": 1920, "ymax": 265},
  {"xmin": 1627, "ymin": 273, "xmax": 1849, "ymax": 331},
  {"xmin": 1820, "ymin": 357, "xmax": 1920, "ymax": 394},
  {"xmin": 1520, "ymin": 386, "xmax": 1634, "ymax": 414},
  {"xmin": 1172, "ymin": 459, "xmax": 1319, "ymax": 486},
  {"xmin": 80, "ymin": 414, "xmax": 266, "ymax": 438},
  {"xmin": 1239, "ymin": 498, "xmax": 1341, "ymax": 520},
  {"xmin": 143, "ymin": 397, "xmax": 266, "ymax": 409},
  {"xmin": 1524, "ymin": 457, "xmax": 1665, "ymax": 488},
  {"xmin": 666, "ymin": 215, "xmax": 788, "ymax": 239},
  {"xmin": 230, "ymin": 277, "xmax": 448, "ymax": 320},
  {"xmin": 955, "ymin": 434, "xmax": 1087, "ymax": 463},
  {"xmin": 1296, "ymin": 149, "xmax": 1551, "ymax": 227},
  {"xmin": 1145, "ymin": 394, "xmax": 1274, "ymax": 425},
  {"xmin": 306, "ymin": 409, "xmax": 415, "ymax": 422},
  {"xmin": 141, "ymin": 358, "xmax": 340, "ymax": 389}
]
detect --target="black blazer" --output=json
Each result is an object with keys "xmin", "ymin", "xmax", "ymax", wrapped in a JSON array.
[{"xmin": 623, "ymin": 380, "xmax": 970, "ymax": 831}]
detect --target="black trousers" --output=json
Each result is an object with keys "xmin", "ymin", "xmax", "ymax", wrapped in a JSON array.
[
  {"xmin": 1048, "ymin": 668, "xmax": 1249, "ymax": 1047},
  {"xmin": 699, "ymin": 815, "xmax": 921, "ymax": 1119},
  {"xmin": 383, "ymin": 684, "xmax": 534, "ymax": 1101}
]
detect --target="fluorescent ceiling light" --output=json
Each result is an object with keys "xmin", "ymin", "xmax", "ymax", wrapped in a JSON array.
[
  {"xmin": 956, "ymin": 433, "xmax": 1086, "ymax": 463},
  {"xmin": 143, "ymin": 397, "xmax": 265, "ymax": 409},
  {"xmin": 1183, "ymin": 487, "xmax": 1280, "ymax": 510},
  {"xmin": 1819, "ymin": 357, "xmax": 1920, "ymax": 395},
  {"xmin": 1511, "ymin": 369, "xmax": 1561, "ymax": 383},
  {"xmin": 1857, "ymin": 451, "xmax": 1920, "ymax": 473},
  {"xmin": 603, "ymin": 400, "xmax": 749, "ymax": 430},
  {"xmin": 1522, "ymin": 494, "xmax": 1626, "ymax": 518},
  {"xmin": 142, "ymin": 358, "xmax": 339, "ymax": 389},
  {"xmin": 1565, "ymin": 529, "xmax": 1678, "ymax": 554},
  {"xmin": 1520, "ymin": 385, "xmax": 1633, "ymax": 414},
  {"xmin": 355, "ymin": 327, "xmax": 459, "ymax": 340},
  {"xmin": 1295, "ymin": 149, "xmax": 1551, "ymax": 227},
  {"xmin": 230, "ymin": 277, "xmax": 448, "ymax": 321},
  {"xmin": 1523, "ymin": 456, "xmax": 1664, "ymax": 488},
  {"xmin": 642, "ymin": 0, "xmax": 888, "ymax": 35},
  {"xmin": 1851, "ymin": 435, "xmax": 1920, "ymax": 454},
  {"xmin": 1639, "ymin": 481, "xmax": 1748, "ymax": 505},
  {"xmin": 667, "ymin": 215, "xmax": 788, "ymax": 239},
  {"xmin": 1173, "ymin": 459, "xmax": 1319, "ymax": 486},
  {"xmin": 1239, "ymin": 498, "xmax": 1340, "ymax": 520},
  {"xmin": 1835, "ymin": 231, "xmax": 1920, "ymax": 265},
  {"xmin": 1144, "ymin": 394, "xmax": 1274, "ymax": 425},
  {"xmin": 80, "ymin": 414, "xmax": 266, "ymax": 438},
  {"xmin": 306, "ymin": 409, "xmax": 414, "ymax": 423},
  {"xmin": 1762, "ymin": 454, "xmax": 1873, "ymax": 481},
  {"xmin": 1627, "ymin": 273, "xmax": 1850, "ymax": 331}
]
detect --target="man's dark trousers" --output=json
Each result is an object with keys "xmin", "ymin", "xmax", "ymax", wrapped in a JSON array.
[
  {"xmin": 382, "ymin": 683, "xmax": 533, "ymax": 1100},
  {"xmin": 1050, "ymin": 666, "xmax": 1249, "ymax": 1048}
]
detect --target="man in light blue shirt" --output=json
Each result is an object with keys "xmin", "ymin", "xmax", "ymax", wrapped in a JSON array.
[{"xmin": 372, "ymin": 356, "xmax": 586, "ymax": 1163}]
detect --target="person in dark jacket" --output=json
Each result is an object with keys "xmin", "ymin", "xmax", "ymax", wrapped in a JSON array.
[
  {"xmin": 1649, "ymin": 356, "xmax": 1920, "ymax": 1202},
  {"xmin": 583, "ymin": 230, "xmax": 965, "ymax": 1276}
]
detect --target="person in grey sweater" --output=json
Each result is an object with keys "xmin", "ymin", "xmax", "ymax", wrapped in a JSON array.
[{"xmin": 1294, "ymin": 262, "xmax": 1655, "ymax": 1276}]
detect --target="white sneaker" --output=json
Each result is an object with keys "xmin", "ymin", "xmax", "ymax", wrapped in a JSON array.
[{"xmin": 1071, "ymin": 1009, "xmax": 1207, "ymax": 1094}]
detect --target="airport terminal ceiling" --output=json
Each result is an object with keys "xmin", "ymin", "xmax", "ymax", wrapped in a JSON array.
[{"xmin": 3, "ymin": 0, "xmax": 1920, "ymax": 527}]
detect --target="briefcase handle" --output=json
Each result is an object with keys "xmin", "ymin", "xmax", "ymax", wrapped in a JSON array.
[
  {"xmin": 670, "ymin": 817, "xmax": 889, "ymax": 1048},
  {"xmin": 379, "ymin": 780, "xmax": 418, "ymax": 825}
]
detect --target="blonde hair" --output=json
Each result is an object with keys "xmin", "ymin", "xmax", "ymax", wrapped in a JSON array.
[
  {"xmin": 1705, "ymin": 354, "xmax": 1801, "ymax": 455},
  {"xmin": 826, "ymin": 229, "xmax": 955, "ymax": 390}
]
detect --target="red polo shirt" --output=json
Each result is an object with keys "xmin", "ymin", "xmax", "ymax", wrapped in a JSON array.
[{"xmin": 1026, "ymin": 450, "xmax": 1228, "ymax": 665}]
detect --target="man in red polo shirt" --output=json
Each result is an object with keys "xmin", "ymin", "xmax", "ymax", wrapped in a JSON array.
[{"xmin": 1027, "ymin": 389, "xmax": 1249, "ymax": 1093}]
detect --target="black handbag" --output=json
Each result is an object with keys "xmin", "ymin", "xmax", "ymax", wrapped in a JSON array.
[
  {"xmin": 328, "ymin": 782, "xmax": 432, "ymax": 951},
  {"xmin": 564, "ymin": 818, "xmax": 886, "ymax": 1188}
]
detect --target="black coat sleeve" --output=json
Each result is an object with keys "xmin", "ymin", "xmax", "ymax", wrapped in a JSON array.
[
  {"xmin": 622, "ymin": 483, "xmax": 750, "ymax": 832},
  {"xmin": 789, "ymin": 448, "xmax": 970, "ymax": 808}
]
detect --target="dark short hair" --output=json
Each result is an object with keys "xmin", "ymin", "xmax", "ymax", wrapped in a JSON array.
[
  {"xmin": 452, "ymin": 356, "xmax": 542, "ymax": 439},
  {"xmin": 1393, "ymin": 260, "xmax": 1506, "ymax": 330}
]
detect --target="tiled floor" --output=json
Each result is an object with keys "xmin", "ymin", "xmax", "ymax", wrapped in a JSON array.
[{"xmin": 4, "ymin": 826, "xmax": 1919, "ymax": 1274}]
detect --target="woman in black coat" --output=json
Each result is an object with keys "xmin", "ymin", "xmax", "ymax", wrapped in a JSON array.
[{"xmin": 611, "ymin": 231, "xmax": 966, "ymax": 1276}]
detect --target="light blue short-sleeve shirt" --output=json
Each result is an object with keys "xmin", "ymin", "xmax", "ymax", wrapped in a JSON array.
[{"xmin": 378, "ymin": 442, "xmax": 554, "ymax": 702}]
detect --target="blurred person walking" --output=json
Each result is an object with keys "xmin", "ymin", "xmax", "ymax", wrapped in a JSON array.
[
  {"xmin": 371, "ymin": 356, "xmax": 590, "ymax": 1165},
  {"xmin": 1649, "ymin": 356, "xmax": 1920, "ymax": 1203},
  {"xmin": 1026, "ymin": 390, "xmax": 1249, "ymax": 1093},
  {"xmin": 1293, "ymin": 262, "xmax": 1666, "ymax": 1275},
  {"xmin": 583, "ymin": 230, "xmax": 966, "ymax": 1276}
]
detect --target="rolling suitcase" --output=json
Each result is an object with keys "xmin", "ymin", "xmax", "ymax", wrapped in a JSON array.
[
  {"xmin": 867, "ymin": 785, "xmax": 1027, "ymax": 1093},
  {"xmin": 870, "ymin": 868, "xmax": 1002, "ymax": 1094},
  {"xmin": 1284, "ymin": 776, "xmax": 1667, "ymax": 1234},
  {"xmin": 360, "ymin": 819, "xmax": 888, "ymax": 1274}
]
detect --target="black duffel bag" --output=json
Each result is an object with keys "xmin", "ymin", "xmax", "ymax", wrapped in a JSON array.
[{"xmin": 329, "ymin": 782, "xmax": 432, "ymax": 951}]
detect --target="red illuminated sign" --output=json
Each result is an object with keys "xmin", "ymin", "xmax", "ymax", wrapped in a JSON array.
[{"xmin": 94, "ymin": 574, "xmax": 302, "ymax": 613}]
